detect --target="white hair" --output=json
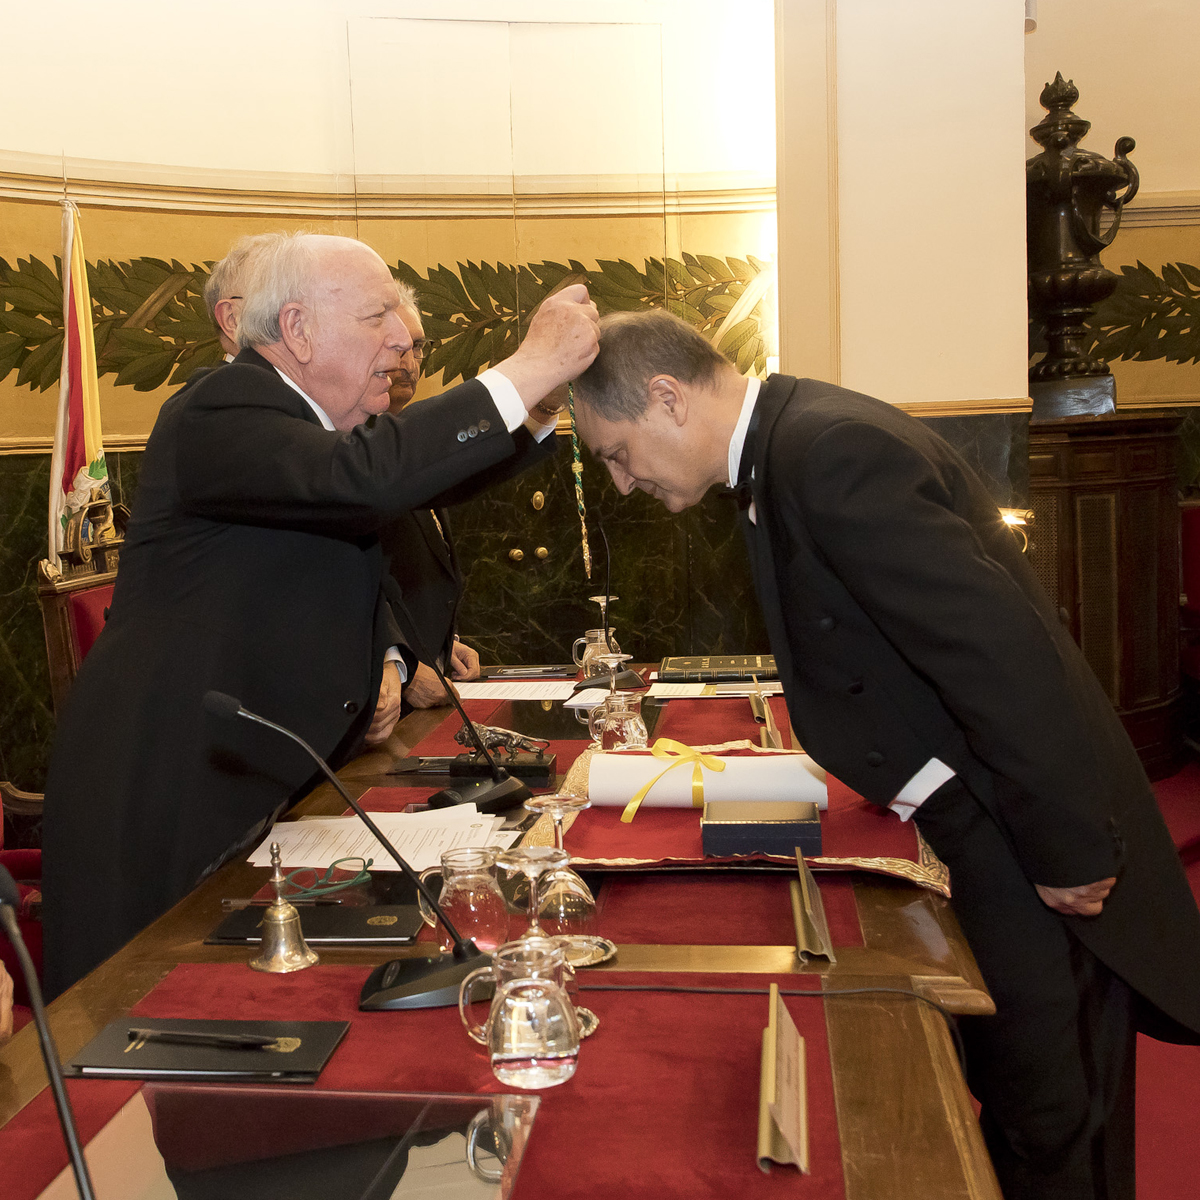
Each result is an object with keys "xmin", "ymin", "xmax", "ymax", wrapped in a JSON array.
[
  {"xmin": 234, "ymin": 232, "xmax": 324, "ymax": 349},
  {"xmin": 395, "ymin": 280, "xmax": 417, "ymax": 310}
]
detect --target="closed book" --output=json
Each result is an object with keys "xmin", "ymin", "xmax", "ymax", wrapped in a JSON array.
[
  {"xmin": 66, "ymin": 1018, "xmax": 349, "ymax": 1082},
  {"xmin": 659, "ymin": 654, "xmax": 778, "ymax": 683},
  {"xmin": 701, "ymin": 800, "xmax": 822, "ymax": 858},
  {"xmin": 206, "ymin": 904, "xmax": 422, "ymax": 946}
]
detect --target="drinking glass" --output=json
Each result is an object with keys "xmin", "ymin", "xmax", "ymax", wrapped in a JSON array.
[
  {"xmin": 417, "ymin": 846, "xmax": 510, "ymax": 954},
  {"xmin": 595, "ymin": 650, "xmax": 634, "ymax": 693},
  {"xmin": 524, "ymin": 794, "xmax": 614, "ymax": 970},
  {"xmin": 495, "ymin": 845, "xmax": 569, "ymax": 940}
]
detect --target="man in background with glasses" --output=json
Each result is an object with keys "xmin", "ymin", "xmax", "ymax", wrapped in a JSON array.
[{"xmin": 380, "ymin": 284, "xmax": 565, "ymax": 714}]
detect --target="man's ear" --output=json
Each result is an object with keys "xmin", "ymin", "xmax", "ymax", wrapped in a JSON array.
[
  {"xmin": 647, "ymin": 375, "xmax": 688, "ymax": 426},
  {"xmin": 277, "ymin": 303, "xmax": 314, "ymax": 365},
  {"xmin": 213, "ymin": 298, "xmax": 239, "ymax": 343}
]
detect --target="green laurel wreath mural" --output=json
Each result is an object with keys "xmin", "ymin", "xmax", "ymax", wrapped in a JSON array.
[
  {"xmin": 0, "ymin": 252, "xmax": 775, "ymax": 395},
  {"xmin": 1086, "ymin": 261, "xmax": 1200, "ymax": 366}
]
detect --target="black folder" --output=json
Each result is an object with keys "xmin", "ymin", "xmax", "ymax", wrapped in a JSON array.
[
  {"xmin": 66, "ymin": 1018, "xmax": 349, "ymax": 1082},
  {"xmin": 206, "ymin": 903, "xmax": 422, "ymax": 946}
]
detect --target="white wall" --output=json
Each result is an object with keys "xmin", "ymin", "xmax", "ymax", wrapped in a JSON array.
[
  {"xmin": 0, "ymin": 0, "xmax": 775, "ymax": 193},
  {"xmin": 776, "ymin": 0, "xmax": 1030, "ymax": 407},
  {"xmin": 1025, "ymin": 0, "xmax": 1200, "ymax": 196}
]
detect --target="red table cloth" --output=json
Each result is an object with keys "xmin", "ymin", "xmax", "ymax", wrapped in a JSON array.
[{"xmin": 6, "ymin": 964, "xmax": 846, "ymax": 1200}]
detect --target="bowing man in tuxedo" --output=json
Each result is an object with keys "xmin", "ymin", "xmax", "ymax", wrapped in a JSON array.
[
  {"xmin": 571, "ymin": 310, "xmax": 1200, "ymax": 1200},
  {"xmin": 42, "ymin": 232, "xmax": 598, "ymax": 996}
]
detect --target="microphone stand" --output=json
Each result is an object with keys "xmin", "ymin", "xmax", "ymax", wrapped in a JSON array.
[
  {"xmin": 384, "ymin": 582, "xmax": 531, "ymax": 814},
  {"xmin": 202, "ymin": 691, "xmax": 485, "ymax": 1010},
  {"xmin": 0, "ymin": 865, "xmax": 96, "ymax": 1199}
]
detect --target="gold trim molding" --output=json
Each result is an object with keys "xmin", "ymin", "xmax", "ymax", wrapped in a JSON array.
[
  {"xmin": 0, "ymin": 155, "xmax": 775, "ymax": 220},
  {"xmin": 1, "ymin": 434, "xmax": 149, "ymax": 456},
  {"xmin": 896, "ymin": 396, "xmax": 1032, "ymax": 416}
]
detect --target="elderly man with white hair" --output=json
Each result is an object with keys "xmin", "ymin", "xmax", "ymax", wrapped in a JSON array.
[{"xmin": 41, "ymin": 232, "xmax": 598, "ymax": 996}]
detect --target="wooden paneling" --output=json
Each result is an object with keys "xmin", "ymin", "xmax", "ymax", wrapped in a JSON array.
[{"xmin": 1027, "ymin": 412, "xmax": 1184, "ymax": 777}]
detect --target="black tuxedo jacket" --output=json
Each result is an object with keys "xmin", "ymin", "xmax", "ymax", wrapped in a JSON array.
[
  {"xmin": 381, "ymin": 506, "xmax": 461, "ymax": 671},
  {"xmin": 42, "ymin": 348, "xmax": 531, "ymax": 994},
  {"xmin": 741, "ymin": 373, "xmax": 1200, "ymax": 1035}
]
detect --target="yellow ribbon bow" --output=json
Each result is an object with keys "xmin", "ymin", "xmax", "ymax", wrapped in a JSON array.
[{"xmin": 619, "ymin": 738, "xmax": 727, "ymax": 823}]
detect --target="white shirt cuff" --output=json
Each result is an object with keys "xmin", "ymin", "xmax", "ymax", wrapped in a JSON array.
[
  {"xmin": 477, "ymin": 368, "xmax": 527, "ymax": 433},
  {"xmin": 523, "ymin": 412, "xmax": 559, "ymax": 442},
  {"xmin": 384, "ymin": 645, "xmax": 408, "ymax": 684},
  {"xmin": 888, "ymin": 757, "xmax": 955, "ymax": 821}
]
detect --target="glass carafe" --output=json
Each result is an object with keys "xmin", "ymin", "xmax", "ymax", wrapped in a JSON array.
[
  {"xmin": 587, "ymin": 691, "xmax": 649, "ymax": 750},
  {"xmin": 418, "ymin": 846, "xmax": 509, "ymax": 954},
  {"xmin": 459, "ymin": 938, "xmax": 580, "ymax": 1089},
  {"xmin": 572, "ymin": 628, "xmax": 620, "ymax": 675}
]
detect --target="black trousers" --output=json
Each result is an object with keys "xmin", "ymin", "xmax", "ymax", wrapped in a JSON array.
[{"xmin": 914, "ymin": 779, "xmax": 1137, "ymax": 1200}]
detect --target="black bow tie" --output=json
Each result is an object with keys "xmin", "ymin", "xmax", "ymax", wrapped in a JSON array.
[{"xmin": 718, "ymin": 480, "xmax": 754, "ymax": 511}]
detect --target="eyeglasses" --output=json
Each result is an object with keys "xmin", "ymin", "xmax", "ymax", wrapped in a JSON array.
[{"xmin": 402, "ymin": 339, "xmax": 432, "ymax": 362}]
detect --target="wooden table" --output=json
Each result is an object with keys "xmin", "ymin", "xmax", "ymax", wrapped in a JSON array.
[{"xmin": 1, "ymin": 703, "xmax": 1000, "ymax": 1200}]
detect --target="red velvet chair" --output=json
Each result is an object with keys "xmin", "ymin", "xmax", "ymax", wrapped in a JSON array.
[{"xmin": 0, "ymin": 792, "xmax": 41, "ymax": 1030}]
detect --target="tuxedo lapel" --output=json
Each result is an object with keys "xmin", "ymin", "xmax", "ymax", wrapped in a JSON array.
[{"xmin": 739, "ymin": 374, "xmax": 803, "ymax": 696}]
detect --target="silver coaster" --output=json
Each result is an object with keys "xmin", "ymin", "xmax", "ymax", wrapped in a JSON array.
[{"xmin": 562, "ymin": 936, "xmax": 618, "ymax": 968}]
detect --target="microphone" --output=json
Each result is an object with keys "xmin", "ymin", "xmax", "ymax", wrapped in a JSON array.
[
  {"xmin": 202, "ymin": 691, "xmax": 485, "ymax": 1010},
  {"xmin": 382, "ymin": 581, "xmax": 531, "ymax": 814},
  {"xmin": 0, "ymin": 865, "xmax": 96, "ymax": 1199}
]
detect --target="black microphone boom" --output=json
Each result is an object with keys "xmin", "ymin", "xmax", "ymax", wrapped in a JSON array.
[
  {"xmin": 0, "ymin": 865, "xmax": 96, "ymax": 1199},
  {"xmin": 382, "ymin": 580, "xmax": 531, "ymax": 814},
  {"xmin": 202, "ymin": 691, "xmax": 485, "ymax": 1010}
]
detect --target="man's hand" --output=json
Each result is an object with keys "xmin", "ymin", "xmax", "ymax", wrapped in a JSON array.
[
  {"xmin": 0, "ymin": 961, "xmax": 14, "ymax": 1045},
  {"xmin": 495, "ymin": 284, "xmax": 599, "ymax": 407},
  {"xmin": 449, "ymin": 640, "xmax": 480, "ymax": 681},
  {"xmin": 364, "ymin": 662, "xmax": 404, "ymax": 745},
  {"xmin": 405, "ymin": 661, "xmax": 460, "ymax": 709},
  {"xmin": 1035, "ymin": 877, "xmax": 1116, "ymax": 917}
]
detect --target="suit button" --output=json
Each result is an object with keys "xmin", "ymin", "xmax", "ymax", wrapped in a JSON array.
[
  {"xmin": 343, "ymin": 701, "xmax": 359, "ymax": 714},
  {"xmin": 468, "ymin": 425, "xmax": 479, "ymax": 438},
  {"xmin": 818, "ymin": 616, "xmax": 836, "ymax": 632},
  {"xmin": 456, "ymin": 430, "xmax": 468, "ymax": 442},
  {"xmin": 865, "ymin": 751, "xmax": 884, "ymax": 767},
  {"xmin": 479, "ymin": 419, "xmax": 491, "ymax": 432},
  {"xmin": 847, "ymin": 680, "xmax": 864, "ymax": 695}
]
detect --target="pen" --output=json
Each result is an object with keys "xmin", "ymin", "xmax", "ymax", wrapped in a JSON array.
[
  {"xmin": 489, "ymin": 667, "xmax": 574, "ymax": 678},
  {"xmin": 127, "ymin": 1028, "xmax": 278, "ymax": 1050}
]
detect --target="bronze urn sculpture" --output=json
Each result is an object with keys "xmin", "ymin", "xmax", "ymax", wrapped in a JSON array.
[{"xmin": 1026, "ymin": 73, "xmax": 1138, "ymax": 418}]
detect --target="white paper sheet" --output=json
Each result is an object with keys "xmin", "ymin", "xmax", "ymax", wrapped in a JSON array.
[
  {"xmin": 562, "ymin": 688, "xmax": 610, "ymax": 710},
  {"xmin": 248, "ymin": 808, "xmax": 518, "ymax": 871},
  {"xmin": 588, "ymin": 751, "xmax": 827, "ymax": 809},
  {"xmin": 455, "ymin": 681, "xmax": 578, "ymax": 701},
  {"xmin": 647, "ymin": 681, "xmax": 785, "ymax": 699}
]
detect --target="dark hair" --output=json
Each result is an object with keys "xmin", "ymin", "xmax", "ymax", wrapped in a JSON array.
[{"xmin": 573, "ymin": 309, "xmax": 728, "ymax": 421}]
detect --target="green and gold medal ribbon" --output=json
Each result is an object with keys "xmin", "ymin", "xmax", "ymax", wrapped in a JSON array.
[{"xmin": 567, "ymin": 383, "xmax": 592, "ymax": 579}]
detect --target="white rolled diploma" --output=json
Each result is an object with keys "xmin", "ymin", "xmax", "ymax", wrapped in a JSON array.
[{"xmin": 587, "ymin": 751, "xmax": 828, "ymax": 811}]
